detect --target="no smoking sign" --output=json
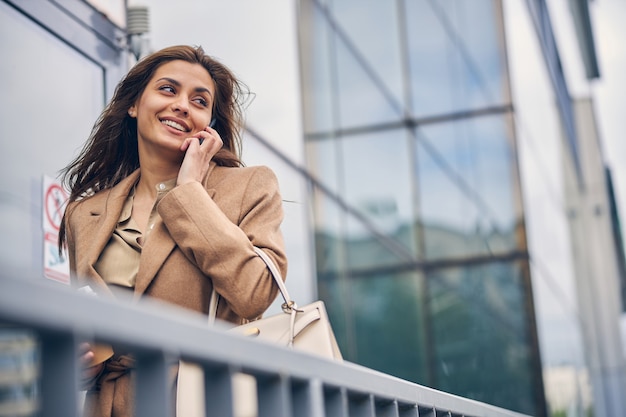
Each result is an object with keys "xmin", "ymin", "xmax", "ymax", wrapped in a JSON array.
[
  {"xmin": 44, "ymin": 182, "xmax": 68, "ymax": 231},
  {"xmin": 42, "ymin": 175, "xmax": 70, "ymax": 284}
]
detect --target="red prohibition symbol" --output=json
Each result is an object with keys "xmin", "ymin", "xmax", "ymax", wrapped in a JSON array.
[{"xmin": 45, "ymin": 184, "xmax": 68, "ymax": 231}]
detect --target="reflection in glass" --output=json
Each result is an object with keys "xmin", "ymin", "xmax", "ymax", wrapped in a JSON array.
[
  {"xmin": 405, "ymin": 0, "xmax": 506, "ymax": 117},
  {"xmin": 427, "ymin": 261, "xmax": 536, "ymax": 416},
  {"xmin": 307, "ymin": 139, "xmax": 344, "ymax": 274},
  {"xmin": 340, "ymin": 129, "xmax": 418, "ymax": 262},
  {"xmin": 299, "ymin": 1, "xmax": 335, "ymax": 134},
  {"xmin": 330, "ymin": 0, "xmax": 404, "ymax": 128},
  {"xmin": 319, "ymin": 270, "xmax": 428, "ymax": 383},
  {"xmin": 416, "ymin": 114, "xmax": 520, "ymax": 260},
  {"xmin": 299, "ymin": 1, "xmax": 543, "ymax": 415},
  {"xmin": 334, "ymin": 36, "xmax": 403, "ymax": 128}
]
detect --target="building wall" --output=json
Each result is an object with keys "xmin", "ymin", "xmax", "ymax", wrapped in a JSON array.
[{"xmin": 564, "ymin": 98, "xmax": 626, "ymax": 417}]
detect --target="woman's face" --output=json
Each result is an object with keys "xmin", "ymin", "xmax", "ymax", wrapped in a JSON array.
[{"xmin": 129, "ymin": 60, "xmax": 215, "ymax": 158}]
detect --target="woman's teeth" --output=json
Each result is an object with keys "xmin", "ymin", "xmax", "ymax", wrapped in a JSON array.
[{"xmin": 161, "ymin": 120, "xmax": 187, "ymax": 132}]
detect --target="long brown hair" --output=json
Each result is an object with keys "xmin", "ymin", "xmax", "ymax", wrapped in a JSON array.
[{"xmin": 58, "ymin": 45, "xmax": 249, "ymax": 248}]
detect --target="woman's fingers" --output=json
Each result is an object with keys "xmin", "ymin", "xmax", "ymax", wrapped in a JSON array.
[
  {"xmin": 177, "ymin": 128, "xmax": 223, "ymax": 185},
  {"xmin": 83, "ymin": 362, "xmax": 105, "ymax": 381},
  {"xmin": 79, "ymin": 342, "xmax": 94, "ymax": 365}
]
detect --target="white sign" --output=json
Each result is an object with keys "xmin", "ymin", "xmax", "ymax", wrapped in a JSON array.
[{"xmin": 42, "ymin": 175, "xmax": 70, "ymax": 284}]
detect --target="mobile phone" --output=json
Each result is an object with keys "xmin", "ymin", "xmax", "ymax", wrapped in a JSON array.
[{"xmin": 199, "ymin": 118, "xmax": 217, "ymax": 144}]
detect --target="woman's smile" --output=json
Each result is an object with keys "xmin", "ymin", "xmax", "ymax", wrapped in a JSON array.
[{"xmin": 160, "ymin": 118, "xmax": 190, "ymax": 133}]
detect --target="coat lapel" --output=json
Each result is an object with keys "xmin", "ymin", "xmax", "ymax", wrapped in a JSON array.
[
  {"xmin": 133, "ymin": 219, "xmax": 176, "ymax": 296},
  {"xmin": 77, "ymin": 171, "xmax": 141, "ymax": 294},
  {"xmin": 134, "ymin": 163, "xmax": 218, "ymax": 297}
]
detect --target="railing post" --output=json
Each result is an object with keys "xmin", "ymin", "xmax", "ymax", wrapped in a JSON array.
[
  {"xmin": 324, "ymin": 386, "xmax": 349, "ymax": 417},
  {"xmin": 134, "ymin": 350, "xmax": 170, "ymax": 417},
  {"xmin": 398, "ymin": 402, "xmax": 419, "ymax": 417},
  {"xmin": 40, "ymin": 331, "xmax": 79, "ymax": 417},
  {"xmin": 418, "ymin": 405, "xmax": 436, "ymax": 417},
  {"xmin": 348, "ymin": 392, "xmax": 375, "ymax": 417},
  {"xmin": 204, "ymin": 365, "xmax": 235, "ymax": 417},
  {"xmin": 376, "ymin": 399, "xmax": 400, "ymax": 417},
  {"xmin": 257, "ymin": 374, "xmax": 291, "ymax": 417},
  {"xmin": 291, "ymin": 377, "xmax": 324, "ymax": 417}
]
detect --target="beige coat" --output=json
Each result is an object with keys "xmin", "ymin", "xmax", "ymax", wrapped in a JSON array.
[{"xmin": 65, "ymin": 163, "xmax": 287, "ymax": 417}]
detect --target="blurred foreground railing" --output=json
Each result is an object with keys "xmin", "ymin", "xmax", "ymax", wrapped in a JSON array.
[{"xmin": 0, "ymin": 275, "xmax": 532, "ymax": 417}]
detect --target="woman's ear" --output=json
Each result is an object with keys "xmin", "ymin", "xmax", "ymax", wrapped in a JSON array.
[{"xmin": 128, "ymin": 107, "xmax": 137, "ymax": 118}]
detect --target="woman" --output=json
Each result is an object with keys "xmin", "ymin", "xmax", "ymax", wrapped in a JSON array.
[{"xmin": 59, "ymin": 45, "xmax": 287, "ymax": 417}]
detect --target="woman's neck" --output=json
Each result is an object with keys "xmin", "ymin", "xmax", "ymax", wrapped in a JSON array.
[{"xmin": 135, "ymin": 159, "xmax": 179, "ymax": 200}]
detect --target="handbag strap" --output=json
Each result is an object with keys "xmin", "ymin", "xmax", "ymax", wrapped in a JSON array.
[{"xmin": 208, "ymin": 247, "xmax": 293, "ymax": 324}]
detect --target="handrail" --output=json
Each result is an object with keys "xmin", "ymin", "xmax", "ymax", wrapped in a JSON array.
[{"xmin": 0, "ymin": 275, "xmax": 532, "ymax": 417}]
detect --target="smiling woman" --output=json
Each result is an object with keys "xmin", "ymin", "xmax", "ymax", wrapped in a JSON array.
[{"xmin": 57, "ymin": 45, "xmax": 288, "ymax": 417}]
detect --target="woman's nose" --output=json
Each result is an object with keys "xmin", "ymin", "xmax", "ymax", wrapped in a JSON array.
[{"xmin": 171, "ymin": 98, "xmax": 189, "ymax": 115}]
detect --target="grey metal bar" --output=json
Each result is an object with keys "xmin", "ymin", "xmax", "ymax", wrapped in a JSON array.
[
  {"xmin": 398, "ymin": 402, "xmax": 419, "ymax": 417},
  {"xmin": 418, "ymin": 406, "xmax": 435, "ymax": 417},
  {"xmin": 348, "ymin": 392, "xmax": 375, "ymax": 417},
  {"xmin": 0, "ymin": 275, "xmax": 533, "ymax": 417},
  {"xmin": 307, "ymin": 378, "xmax": 326, "ymax": 417},
  {"xmin": 375, "ymin": 398, "xmax": 400, "ymax": 417},
  {"xmin": 204, "ymin": 365, "xmax": 235, "ymax": 417},
  {"xmin": 324, "ymin": 386, "xmax": 348, "ymax": 417},
  {"xmin": 290, "ymin": 378, "xmax": 310, "ymax": 417},
  {"xmin": 257, "ymin": 374, "xmax": 290, "ymax": 417},
  {"xmin": 134, "ymin": 350, "xmax": 171, "ymax": 417},
  {"xmin": 39, "ymin": 331, "xmax": 79, "ymax": 417}
]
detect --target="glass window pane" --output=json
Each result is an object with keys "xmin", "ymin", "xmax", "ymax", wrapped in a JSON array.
[
  {"xmin": 300, "ymin": 1, "xmax": 335, "ymax": 134},
  {"xmin": 331, "ymin": 0, "xmax": 404, "ymax": 128},
  {"xmin": 307, "ymin": 139, "xmax": 344, "ymax": 274},
  {"xmin": 340, "ymin": 129, "xmax": 419, "ymax": 264},
  {"xmin": 416, "ymin": 114, "xmax": 519, "ymax": 259},
  {"xmin": 405, "ymin": 0, "xmax": 507, "ymax": 117},
  {"xmin": 319, "ymin": 271, "xmax": 428, "ymax": 383},
  {"xmin": 334, "ymin": 38, "xmax": 402, "ymax": 129},
  {"xmin": 427, "ymin": 261, "xmax": 537, "ymax": 416}
]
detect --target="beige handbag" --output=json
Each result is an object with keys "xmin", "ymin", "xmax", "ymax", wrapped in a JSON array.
[{"xmin": 176, "ymin": 247, "xmax": 342, "ymax": 417}]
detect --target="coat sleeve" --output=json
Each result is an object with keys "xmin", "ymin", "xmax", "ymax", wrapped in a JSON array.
[{"xmin": 156, "ymin": 166, "xmax": 287, "ymax": 320}]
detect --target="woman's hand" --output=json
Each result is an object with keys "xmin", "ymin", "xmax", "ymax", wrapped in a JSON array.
[
  {"xmin": 177, "ymin": 125, "xmax": 223, "ymax": 186},
  {"xmin": 79, "ymin": 342, "xmax": 105, "ymax": 383}
]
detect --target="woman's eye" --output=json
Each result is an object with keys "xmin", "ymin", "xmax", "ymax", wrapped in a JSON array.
[
  {"xmin": 159, "ymin": 85, "xmax": 175, "ymax": 94},
  {"xmin": 194, "ymin": 97, "xmax": 209, "ymax": 107}
]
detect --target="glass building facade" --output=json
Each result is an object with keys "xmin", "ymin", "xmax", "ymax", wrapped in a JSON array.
[{"xmin": 298, "ymin": 1, "xmax": 545, "ymax": 415}]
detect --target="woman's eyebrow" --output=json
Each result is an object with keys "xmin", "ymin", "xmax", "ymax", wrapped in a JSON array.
[
  {"xmin": 157, "ymin": 77, "xmax": 180, "ymax": 86},
  {"xmin": 157, "ymin": 77, "xmax": 212, "ymax": 97},
  {"xmin": 195, "ymin": 86, "xmax": 213, "ymax": 97}
]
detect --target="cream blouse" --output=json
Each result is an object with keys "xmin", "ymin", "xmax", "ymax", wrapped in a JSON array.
[{"xmin": 93, "ymin": 178, "xmax": 176, "ymax": 289}]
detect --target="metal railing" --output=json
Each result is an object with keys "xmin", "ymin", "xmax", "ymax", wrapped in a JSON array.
[{"xmin": 0, "ymin": 275, "xmax": 532, "ymax": 417}]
